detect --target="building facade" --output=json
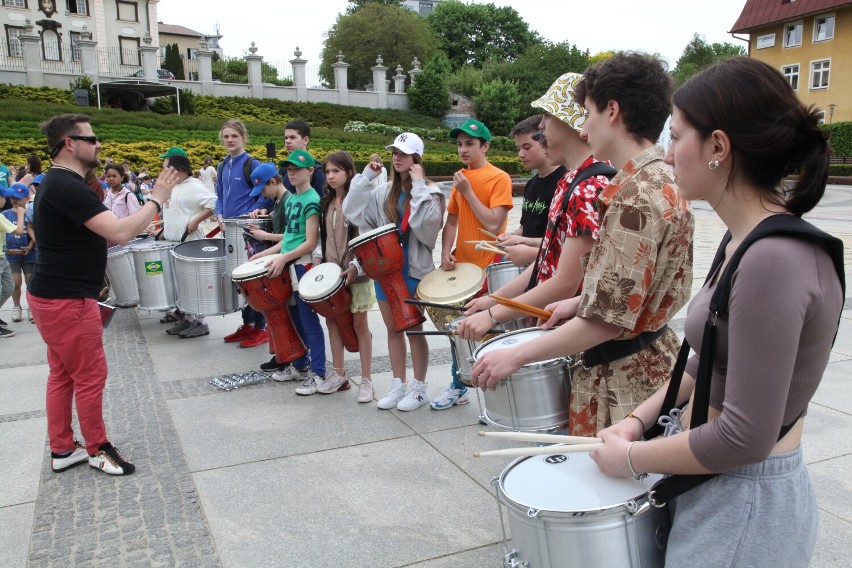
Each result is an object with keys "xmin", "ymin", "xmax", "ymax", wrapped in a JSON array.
[{"xmin": 731, "ymin": 0, "xmax": 852, "ymax": 123}]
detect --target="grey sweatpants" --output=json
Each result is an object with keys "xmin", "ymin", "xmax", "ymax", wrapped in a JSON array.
[
  {"xmin": 0, "ymin": 257, "xmax": 12, "ymax": 310},
  {"xmin": 666, "ymin": 447, "xmax": 816, "ymax": 567}
]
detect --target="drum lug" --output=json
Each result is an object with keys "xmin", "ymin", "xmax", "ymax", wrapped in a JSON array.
[
  {"xmin": 489, "ymin": 476, "xmax": 499, "ymax": 486},
  {"xmin": 625, "ymin": 499, "xmax": 639, "ymax": 514},
  {"xmin": 503, "ymin": 549, "xmax": 528, "ymax": 568},
  {"xmin": 526, "ymin": 508, "xmax": 540, "ymax": 518}
]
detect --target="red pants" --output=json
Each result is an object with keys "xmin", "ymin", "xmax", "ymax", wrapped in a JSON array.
[{"xmin": 28, "ymin": 293, "xmax": 108, "ymax": 455}]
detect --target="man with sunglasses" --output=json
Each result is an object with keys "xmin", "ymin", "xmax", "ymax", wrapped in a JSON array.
[{"xmin": 29, "ymin": 114, "xmax": 180, "ymax": 477}]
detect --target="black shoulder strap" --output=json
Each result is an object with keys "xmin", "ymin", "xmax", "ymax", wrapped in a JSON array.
[
  {"xmin": 526, "ymin": 162, "xmax": 617, "ymax": 290},
  {"xmin": 243, "ymin": 155, "xmax": 259, "ymax": 191}
]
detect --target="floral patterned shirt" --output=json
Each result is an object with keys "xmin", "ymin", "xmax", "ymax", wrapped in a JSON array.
[
  {"xmin": 568, "ymin": 145, "xmax": 695, "ymax": 437},
  {"xmin": 535, "ymin": 156, "xmax": 610, "ymax": 286}
]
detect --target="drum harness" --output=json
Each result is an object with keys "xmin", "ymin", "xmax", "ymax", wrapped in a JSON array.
[{"xmin": 641, "ymin": 214, "xmax": 845, "ymax": 508}]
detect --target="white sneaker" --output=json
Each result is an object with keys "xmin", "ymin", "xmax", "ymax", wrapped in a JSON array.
[
  {"xmin": 272, "ymin": 364, "xmax": 310, "ymax": 382},
  {"xmin": 357, "ymin": 379, "xmax": 374, "ymax": 403},
  {"xmin": 51, "ymin": 440, "xmax": 88, "ymax": 472},
  {"xmin": 317, "ymin": 371, "xmax": 351, "ymax": 394},
  {"xmin": 397, "ymin": 380, "xmax": 429, "ymax": 412},
  {"xmin": 11, "ymin": 306, "xmax": 22, "ymax": 322},
  {"xmin": 295, "ymin": 372, "xmax": 322, "ymax": 396},
  {"xmin": 430, "ymin": 386, "xmax": 471, "ymax": 410},
  {"xmin": 377, "ymin": 378, "xmax": 405, "ymax": 409}
]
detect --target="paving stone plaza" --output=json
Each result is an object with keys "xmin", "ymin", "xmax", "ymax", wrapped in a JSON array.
[{"xmin": 1, "ymin": 188, "xmax": 851, "ymax": 567}]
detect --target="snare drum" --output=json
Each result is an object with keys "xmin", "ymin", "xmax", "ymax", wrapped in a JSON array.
[
  {"xmin": 231, "ymin": 256, "xmax": 306, "ymax": 365},
  {"xmin": 497, "ymin": 453, "xmax": 668, "ymax": 568},
  {"xmin": 416, "ymin": 263, "xmax": 486, "ymax": 331},
  {"xmin": 171, "ymin": 239, "xmax": 233, "ymax": 316},
  {"xmin": 129, "ymin": 240, "xmax": 178, "ymax": 311},
  {"xmin": 299, "ymin": 263, "xmax": 359, "ymax": 352},
  {"xmin": 446, "ymin": 316, "xmax": 500, "ymax": 386},
  {"xmin": 349, "ymin": 224, "xmax": 425, "ymax": 332},
  {"xmin": 224, "ymin": 217, "xmax": 273, "ymax": 310},
  {"xmin": 106, "ymin": 243, "xmax": 139, "ymax": 307},
  {"xmin": 485, "ymin": 261, "xmax": 535, "ymax": 332},
  {"xmin": 473, "ymin": 328, "xmax": 571, "ymax": 432}
]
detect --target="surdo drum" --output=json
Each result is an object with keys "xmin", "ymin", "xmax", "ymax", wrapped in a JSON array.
[
  {"xmin": 485, "ymin": 261, "xmax": 535, "ymax": 331},
  {"xmin": 105, "ymin": 242, "xmax": 140, "ymax": 307},
  {"xmin": 223, "ymin": 217, "xmax": 273, "ymax": 310},
  {"xmin": 231, "ymin": 255, "xmax": 306, "ymax": 365},
  {"xmin": 299, "ymin": 263, "xmax": 359, "ymax": 352},
  {"xmin": 171, "ymin": 239, "xmax": 233, "ymax": 316},
  {"xmin": 129, "ymin": 240, "xmax": 178, "ymax": 311},
  {"xmin": 496, "ymin": 453, "xmax": 668, "ymax": 568},
  {"xmin": 348, "ymin": 223, "xmax": 425, "ymax": 332},
  {"xmin": 473, "ymin": 328, "xmax": 572, "ymax": 432}
]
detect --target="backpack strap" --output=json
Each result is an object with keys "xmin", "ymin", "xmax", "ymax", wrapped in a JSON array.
[
  {"xmin": 526, "ymin": 162, "xmax": 617, "ymax": 290},
  {"xmin": 243, "ymin": 155, "xmax": 260, "ymax": 191}
]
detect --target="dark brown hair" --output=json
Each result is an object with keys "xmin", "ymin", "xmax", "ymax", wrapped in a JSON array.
[
  {"xmin": 385, "ymin": 152, "xmax": 426, "ymax": 225},
  {"xmin": 509, "ymin": 115, "xmax": 542, "ymax": 138},
  {"xmin": 320, "ymin": 151, "xmax": 356, "ymax": 214},
  {"xmin": 40, "ymin": 114, "xmax": 91, "ymax": 151},
  {"xmin": 673, "ymin": 57, "xmax": 829, "ymax": 216},
  {"xmin": 103, "ymin": 163, "xmax": 128, "ymax": 185}
]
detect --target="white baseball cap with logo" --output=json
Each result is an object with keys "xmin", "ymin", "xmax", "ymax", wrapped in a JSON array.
[{"xmin": 385, "ymin": 132, "xmax": 424, "ymax": 156}]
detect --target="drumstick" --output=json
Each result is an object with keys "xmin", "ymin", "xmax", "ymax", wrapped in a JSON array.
[
  {"xmin": 405, "ymin": 330, "xmax": 456, "ymax": 336},
  {"xmin": 489, "ymin": 294, "xmax": 553, "ymax": 320},
  {"xmin": 464, "ymin": 240, "xmax": 502, "ymax": 247},
  {"xmin": 478, "ymin": 431, "xmax": 602, "ymax": 445},
  {"xmin": 474, "ymin": 443, "xmax": 603, "ymax": 458},
  {"xmin": 149, "ymin": 219, "xmax": 164, "ymax": 226},
  {"xmin": 478, "ymin": 228, "xmax": 499, "ymax": 239},
  {"xmin": 475, "ymin": 242, "xmax": 505, "ymax": 255}
]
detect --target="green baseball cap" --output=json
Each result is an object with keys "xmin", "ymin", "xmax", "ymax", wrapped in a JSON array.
[
  {"xmin": 450, "ymin": 118, "xmax": 492, "ymax": 143},
  {"xmin": 282, "ymin": 149, "xmax": 316, "ymax": 169},
  {"xmin": 158, "ymin": 146, "xmax": 188, "ymax": 159}
]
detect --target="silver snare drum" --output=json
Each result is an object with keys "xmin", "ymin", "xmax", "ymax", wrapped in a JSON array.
[
  {"xmin": 129, "ymin": 240, "xmax": 178, "ymax": 311},
  {"xmin": 106, "ymin": 243, "xmax": 139, "ymax": 307},
  {"xmin": 497, "ymin": 453, "xmax": 668, "ymax": 568},
  {"xmin": 486, "ymin": 261, "xmax": 535, "ymax": 331},
  {"xmin": 447, "ymin": 316, "xmax": 500, "ymax": 387},
  {"xmin": 171, "ymin": 239, "xmax": 234, "ymax": 315},
  {"xmin": 473, "ymin": 328, "xmax": 571, "ymax": 432},
  {"xmin": 223, "ymin": 217, "xmax": 272, "ymax": 311}
]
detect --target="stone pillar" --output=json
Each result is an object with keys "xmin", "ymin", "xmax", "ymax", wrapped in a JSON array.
[
  {"xmin": 290, "ymin": 46, "xmax": 307, "ymax": 102},
  {"xmin": 408, "ymin": 56, "xmax": 422, "ymax": 86},
  {"xmin": 393, "ymin": 64, "xmax": 406, "ymax": 94},
  {"xmin": 197, "ymin": 39, "xmax": 214, "ymax": 95},
  {"xmin": 77, "ymin": 29, "xmax": 99, "ymax": 83},
  {"xmin": 371, "ymin": 54, "xmax": 388, "ymax": 109},
  {"xmin": 19, "ymin": 20, "xmax": 44, "ymax": 87},
  {"xmin": 245, "ymin": 42, "xmax": 263, "ymax": 98},
  {"xmin": 331, "ymin": 51, "xmax": 349, "ymax": 106}
]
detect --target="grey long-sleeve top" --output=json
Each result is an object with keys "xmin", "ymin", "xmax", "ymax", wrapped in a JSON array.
[
  {"xmin": 342, "ymin": 166, "xmax": 446, "ymax": 280},
  {"xmin": 684, "ymin": 236, "xmax": 843, "ymax": 472}
]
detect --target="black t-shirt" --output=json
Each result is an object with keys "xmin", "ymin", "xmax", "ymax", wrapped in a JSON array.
[
  {"xmin": 281, "ymin": 163, "xmax": 326, "ymax": 197},
  {"xmin": 519, "ymin": 165, "xmax": 566, "ymax": 238},
  {"xmin": 29, "ymin": 168, "xmax": 109, "ymax": 299}
]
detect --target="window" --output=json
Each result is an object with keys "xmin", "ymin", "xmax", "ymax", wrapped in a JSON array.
[
  {"xmin": 187, "ymin": 47, "xmax": 198, "ymax": 60},
  {"xmin": 119, "ymin": 36, "xmax": 139, "ymax": 65},
  {"xmin": 811, "ymin": 59, "xmax": 830, "ymax": 90},
  {"xmin": 813, "ymin": 15, "xmax": 834, "ymax": 42},
  {"xmin": 42, "ymin": 29, "xmax": 60, "ymax": 60},
  {"xmin": 784, "ymin": 21, "xmax": 802, "ymax": 47},
  {"xmin": 6, "ymin": 25, "xmax": 25, "ymax": 57},
  {"xmin": 67, "ymin": 0, "xmax": 88, "ymax": 16},
  {"xmin": 782, "ymin": 64, "xmax": 799, "ymax": 91},
  {"xmin": 815, "ymin": 110, "xmax": 826, "ymax": 125},
  {"xmin": 116, "ymin": 1, "xmax": 138, "ymax": 22},
  {"xmin": 70, "ymin": 31, "xmax": 81, "ymax": 61},
  {"xmin": 3, "ymin": 0, "xmax": 27, "ymax": 7}
]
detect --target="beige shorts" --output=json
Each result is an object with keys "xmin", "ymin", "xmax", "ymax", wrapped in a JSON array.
[{"xmin": 349, "ymin": 280, "xmax": 375, "ymax": 313}]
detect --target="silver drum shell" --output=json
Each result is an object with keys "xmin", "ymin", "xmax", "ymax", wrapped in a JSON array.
[
  {"xmin": 106, "ymin": 244, "xmax": 139, "ymax": 307},
  {"xmin": 171, "ymin": 239, "xmax": 233, "ymax": 315},
  {"xmin": 129, "ymin": 241, "xmax": 178, "ymax": 311}
]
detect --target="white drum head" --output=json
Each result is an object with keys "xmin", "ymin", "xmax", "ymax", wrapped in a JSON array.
[
  {"xmin": 348, "ymin": 223, "xmax": 397, "ymax": 248},
  {"xmin": 474, "ymin": 328, "xmax": 563, "ymax": 366},
  {"xmin": 417, "ymin": 263, "xmax": 485, "ymax": 305},
  {"xmin": 231, "ymin": 255, "xmax": 282, "ymax": 280},
  {"xmin": 299, "ymin": 263, "xmax": 343, "ymax": 301},
  {"xmin": 501, "ymin": 454, "xmax": 662, "ymax": 513}
]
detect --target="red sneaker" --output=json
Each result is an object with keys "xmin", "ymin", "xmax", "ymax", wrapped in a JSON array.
[
  {"xmin": 240, "ymin": 327, "xmax": 269, "ymax": 348},
  {"xmin": 224, "ymin": 324, "xmax": 254, "ymax": 343}
]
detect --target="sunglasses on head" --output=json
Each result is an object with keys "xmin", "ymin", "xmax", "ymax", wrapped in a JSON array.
[{"xmin": 50, "ymin": 135, "xmax": 99, "ymax": 158}]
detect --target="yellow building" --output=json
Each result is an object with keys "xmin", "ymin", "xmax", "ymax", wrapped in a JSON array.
[{"xmin": 731, "ymin": 0, "xmax": 852, "ymax": 124}]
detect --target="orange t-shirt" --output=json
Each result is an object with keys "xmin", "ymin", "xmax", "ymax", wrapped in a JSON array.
[{"xmin": 447, "ymin": 162, "xmax": 514, "ymax": 268}]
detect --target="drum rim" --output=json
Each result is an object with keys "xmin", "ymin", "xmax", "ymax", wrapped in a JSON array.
[
  {"xmin": 129, "ymin": 241, "xmax": 178, "ymax": 251},
  {"xmin": 171, "ymin": 239, "xmax": 226, "ymax": 260},
  {"xmin": 299, "ymin": 263, "xmax": 345, "ymax": 301},
  {"xmin": 348, "ymin": 223, "xmax": 397, "ymax": 247},
  {"xmin": 231, "ymin": 255, "xmax": 282, "ymax": 280},
  {"xmin": 416, "ymin": 263, "xmax": 486, "ymax": 304},
  {"xmin": 473, "ymin": 328, "xmax": 570, "ymax": 367},
  {"xmin": 498, "ymin": 455, "xmax": 662, "ymax": 516}
]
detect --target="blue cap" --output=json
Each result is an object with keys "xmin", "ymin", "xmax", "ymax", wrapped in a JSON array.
[
  {"xmin": 249, "ymin": 162, "xmax": 278, "ymax": 197},
  {"xmin": 1, "ymin": 183, "xmax": 29, "ymax": 199},
  {"xmin": 32, "ymin": 173, "xmax": 45, "ymax": 185}
]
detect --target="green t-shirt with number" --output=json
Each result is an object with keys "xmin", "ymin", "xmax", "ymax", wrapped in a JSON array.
[
  {"xmin": 281, "ymin": 188, "xmax": 320, "ymax": 255},
  {"xmin": 0, "ymin": 164, "xmax": 11, "ymax": 188}
]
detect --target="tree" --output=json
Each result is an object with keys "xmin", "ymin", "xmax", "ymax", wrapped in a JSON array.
[
  {"xmin": 672, "ymin": 34, "xmax": 746, "ymax": 85},
  {"xmin": 474, "ymin": 79, "xmax": 520, "ymax": 136},
  {"xmin": 482, "ymin": 41, "xmax": 590, "ymax": 121},
  {"xmin": 320, "ymin": 3, "xmax": 438, "ymax": 89},
  {"xmin": 447, "ymin": 65, "xmax": 484, "ymax": 99},
  {"xmin": 346, "ymin": 0, "xmax": 402, "ymax": 14},
  {"xmin": 162, "ymin": 43, "xmax": 185, "ymax": 80},
  {"xmin": 427, "ymin": 0, "xmax": 541, "ymax": 70},
  {"xmin": 407, "ymin": 56, "xmax": 450, "ymax": 119}
]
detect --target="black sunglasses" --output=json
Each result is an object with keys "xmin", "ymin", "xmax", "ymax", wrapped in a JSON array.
[{"xmin": 50, "ymin": 135, "xmax": 99, "ymax": 158}]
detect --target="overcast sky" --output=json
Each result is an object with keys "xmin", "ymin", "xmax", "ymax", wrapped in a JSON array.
[{"xmin": 158, "ymin": 0, "xmax": 749, "ymax": 70}]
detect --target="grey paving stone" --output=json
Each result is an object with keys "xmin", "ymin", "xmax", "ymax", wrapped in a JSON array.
[
  {"xmin": 0, "ymin": 416, "xmax": 47, "ymax": 507},
  {"xmin": 0, "ymin": 502, "xmax": 35, "ymax": 568}
]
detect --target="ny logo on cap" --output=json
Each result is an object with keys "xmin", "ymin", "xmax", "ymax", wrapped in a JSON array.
[{"xmin": 399, "ymin": 134, "xmax": 408, "ymax": 142}]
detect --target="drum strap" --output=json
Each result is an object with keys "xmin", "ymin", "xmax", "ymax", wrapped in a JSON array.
[
  {"xmin": 644, "ymin": 215, "xmax": 845, "ymax": 507},
  {"xmin": 526, "ymin": 162, "xmax": 616, "ymax": 291},
  {"xmin": 578, "ymin": 326, "xmax": 667, "ymax": 368}
]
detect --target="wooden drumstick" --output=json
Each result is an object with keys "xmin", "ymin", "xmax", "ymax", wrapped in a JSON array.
[
  {"xmin": 474, "ymin": 443, "xmax": 603, "ymax": 458},
  {"xmin": 488, "ymin": 294, "xmax": 553, "ymax": 320},
  {"xmin": 478, "ymin": 431, "xmax": 602, "ymax": 445},
  {"xmin": 475, "ymin": 242, "xmax": 505, "ymax": 255},
  {"xmin": 478, "ymin": 228, "xmax": 499, "ymax": 239}
]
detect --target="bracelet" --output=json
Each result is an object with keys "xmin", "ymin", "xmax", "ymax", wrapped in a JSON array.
[
  {"xmin": 627, "ymin": 412, "xmax": 646, "ymax": 432},
  {"xmin": 627, "ymin": 441, "xmax": 642, "ymax": 478},
  {"xmin": 487, "ymin": 307, "xmax": 499, "ymax": 326},
  {"xmin": 150, "ymin": 199, "xmax": 162, "ymax": 213}
]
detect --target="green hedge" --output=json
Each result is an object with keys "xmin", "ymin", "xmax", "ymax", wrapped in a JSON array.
[
  {"xmin": 829, "ymin": 164, "xmax": 852, "ymax": 176},
  {"xmin": 827, "ymin": 121, "xmax": 851, "ymax": 157}
]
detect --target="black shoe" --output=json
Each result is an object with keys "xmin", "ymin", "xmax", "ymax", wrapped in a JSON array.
[
  {"xmin": 166, "ymin": 320, "xmax": 192, "ymax": 335},
  {"xmin": 0, "ymin": 318, "xmax": 7, "ymax": 326},
  {"xmin": 260, "ymin": 355, "xmax": 285, "ymax": 372}
]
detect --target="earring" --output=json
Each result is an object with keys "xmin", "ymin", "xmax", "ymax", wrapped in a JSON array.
[{"xmin": 708, "ymin": 159, "xmax": 720, "ymax": 170}]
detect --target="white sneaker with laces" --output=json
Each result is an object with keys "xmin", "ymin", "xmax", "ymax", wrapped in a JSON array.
[
  {"xmin": 357, "ymin": 379, "xmax": 374, "ymax": 403},
  {"xmin": 11, "ymin": 306, "xmax": 22, "ymax": 322},
  {"xmin": 397, "ymin": 380, "xmax": 429, "ymax": 411},
  {"xmin": 317, "ymin": 371, "xmax": 350, "ymax": 394},
  {"xmin": 272, "ymin": 365, "xmax": 310, "ymax": 382},
  {"xmin": 295, "ymin": 372, "xmax": 322, "ymax": 396},
  {"xmin": 377, "ymin": 378, "xmax": 405, "ymax": 409},
  {"xmin": 51, "ymin": 440, "xmax": 89, "ymax": 472},
  {"xmin": 430, "ymin": 386, "xmax": 470, "ymax": 410}
]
